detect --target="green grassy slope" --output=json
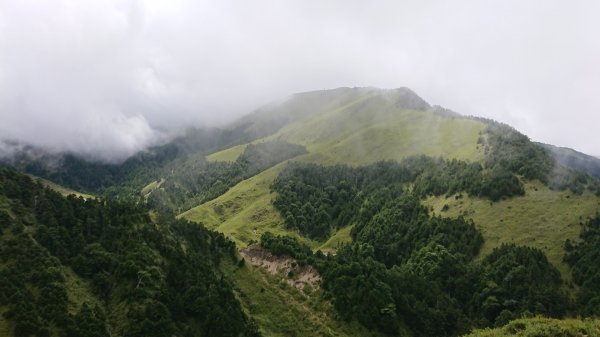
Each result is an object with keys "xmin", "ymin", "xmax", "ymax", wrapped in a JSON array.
[
  {"xmin": 29, "ymin": 175, "xmax": 94, "ymax": 199},
  {"xmin": 223, "ymin": 260, "xmax": 382, "ymax": 337},
  {"xmin": 317, "ymin": 225, "xmax": 354, "ymax": 252},
  {"xmin": 463, "ymin": 317, "xmax": 600, "ymax": 337},
  {"xmin": 179, "ymin": 163, "xmax": 317, "ymax": 248},
  {"xmin": 262, "ymin": 96, "xmax": 485, "ymax": 166},
  {"xmin": 424, "ymin": 181, "xmax": 600, "ymax": 281},
  {"xmin": 206, "ymin": 144, "xmax": 247, "ymax": 162}
]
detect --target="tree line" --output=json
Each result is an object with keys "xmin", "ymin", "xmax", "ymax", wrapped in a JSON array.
[{"xmin": 272, "ymin": 157, "xmax": 524, "ymax": 240}]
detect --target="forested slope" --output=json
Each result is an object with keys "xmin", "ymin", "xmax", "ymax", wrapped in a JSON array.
[{"xmin": 0, "ymin": 168, "xmax": 260, "ymax": 337}]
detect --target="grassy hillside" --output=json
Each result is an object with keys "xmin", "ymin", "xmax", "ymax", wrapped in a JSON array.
[
  {"xmin": 262, "ymin": 97, "xmax": 485, "ymax": 166},
  {"xmin": 317, "ymin": 225, "xmax": 354, "ymax": 252},
  {"xmin": 424, "ymin": 181, "xmax": 600, "ymax": 281},
  {"xmin": 29, "ymin": 175, "xmax": 94, "ymax": 199},
  {"xmin": 223, "ymin": 260, "xmax": 381, "ymax": 337},
  {"xmin": 206, "ymin": 144, "xmax": 247, "ymax": 162},
  {"xmin": 463, "ymin": 317, "xmax": 600, "ymax": 337},
  {"xmin": 207, "ymin": 88, "xmax": 485, "ymax": 167},
  {"xmin": 179, "ymin": 163, "xmax": 317, "ymax": 248}
]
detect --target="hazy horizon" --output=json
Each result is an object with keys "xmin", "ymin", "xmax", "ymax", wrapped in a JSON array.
[{"xmin": 1, "ymin": 0, "xmax": 599, "ymax": 160}]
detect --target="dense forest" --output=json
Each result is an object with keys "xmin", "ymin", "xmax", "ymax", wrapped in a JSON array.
[
  {"xmin": 565, "ymin": 214, "xmax": 600, "ymax": 316},
  {"xmin": 0, "ymin": 168, "xmax": 260, "ymax": 337},
  {"xmin": 260, "ymin": 209, "xmax": 568, "ymax": 337}
]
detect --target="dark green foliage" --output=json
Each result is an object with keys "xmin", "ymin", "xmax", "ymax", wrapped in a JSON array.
[
  {"xmin": 266, "ymin": 184, "xmax": 485, "ymax": 336},
  {"xmin": 266, "ymin": 161, "xmax": 571, "ymax": 336},
  {"xmin": 260, "ymin": 232, "xmax": 312, "ymax": 262},
  {"xmin": 272, "ymin": 157, "xmax": 522, "ymax": 240},
  {"xmin": 475, "ymin": 244, "xmax": 569, "ymax": 327},
  {"xmin": 352, "ymin": 193, "xmax": 483, "ymax": 267},
  {"xmin": 478, "ymin": 121, "xmax": 600, "ymax": 194},
  {"xmin": 481, "ymin": 123, "xmax": 554, "ymax": 183},
  {"xmin": 0, "ymin": 232, "xmax": 74, "ymax": 337},
  {"xmin": 319, "ymin": 243, "xmax": 471, "ymax": 337},
  {"xmin": 272, "ymin": 163, "xmax": 372, "ymax": 239},
  {"xmin": 0, "ymin": 167, "xmax": 261, "ymax": 337},
  {"xmin": 412, "ymin": 158, "xmax": 524, "ymax": 201},
  {"xmin": 565, "ymin": 214, "xmax": 600, "ymax": 315}
]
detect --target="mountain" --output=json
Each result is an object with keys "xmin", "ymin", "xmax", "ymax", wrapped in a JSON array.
[
  {"xmin": 539, "ymin": 142, "xmax": 600, "ymax": 179},
  {"xmin": 2, "ymin": 87, "xmax": 600, "ymax": 337}
]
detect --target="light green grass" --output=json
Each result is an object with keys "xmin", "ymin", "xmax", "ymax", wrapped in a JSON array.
[
  {"xmin": 463, "ymin": 317, "xmax": 600, "ymax": 337},
  {"xmin": 223, "ymin": 260, "xmax": 383, "ymax": 337},
  {"xmin": 140, "ymin": 178, "xmax": 164, "ymax": 197},
  {"xmin": 315, "ymin": 116, "xmax": 484, "ymax": 166},
  {"xmin": 179, "ymin": 163, "xmax": 315, "ymax": 248},
  {"xmin": 424, "ymin": 181, "xmax": 600, "ymax": 282},
  {"xmin": 30, "ymin": 175, "xmax": 94, "ymax": 199},
  {"xmin": 206, "ymin": 144, "xmax": 248, "ymax": 162},
  {"xmin": 262, "ymin": 96, "xmax": 485, "ymax": 166},
  {"xmin": 317, "ymin": 225, "xmax": 354, "ymax": 252}
]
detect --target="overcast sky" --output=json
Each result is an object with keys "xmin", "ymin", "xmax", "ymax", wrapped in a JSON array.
[{"xmin": 1, "ymin": 0, "xmax": 599, "ymax": 160}]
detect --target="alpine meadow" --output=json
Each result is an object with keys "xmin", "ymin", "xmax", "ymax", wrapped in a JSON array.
[{"xmin": 2, "ymin": 87, "xmax": 600, "ymax": 336}]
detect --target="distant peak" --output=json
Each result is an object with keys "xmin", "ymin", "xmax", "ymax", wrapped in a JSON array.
[
  {"xmin": 372, "ymin": 87, "xmax": 431, "ymax": 110},
  {"xmin": 292, "ymin": 86, "xmax": 431, "ymax": 110}
]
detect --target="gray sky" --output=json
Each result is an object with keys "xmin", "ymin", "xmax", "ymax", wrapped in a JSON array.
[{"xmin": 1, "ymin": 0, "xmax": 599, "ymax": 160}]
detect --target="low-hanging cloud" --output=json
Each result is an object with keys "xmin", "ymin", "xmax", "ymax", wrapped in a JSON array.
[{"xmin": 0, "ymin": 0, "xmax": 599, "ymax": 161}]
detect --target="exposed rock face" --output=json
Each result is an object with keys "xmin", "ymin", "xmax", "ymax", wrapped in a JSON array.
[{"xmin": 240, "ymin": 246, "xmax": 321, "ymax": 292}]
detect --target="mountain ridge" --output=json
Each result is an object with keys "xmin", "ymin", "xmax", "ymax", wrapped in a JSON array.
[{"xmin": 3, "ymin": 87, "xmax": 600, "ymax": 336}]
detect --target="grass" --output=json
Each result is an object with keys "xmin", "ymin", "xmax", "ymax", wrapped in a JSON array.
[
  {"xmin": 261, "ymin": 96, "xmax": 485, "ymax": 166},
  {"xmin": 317, "ymin": 225, "xmax": 354, "ymax": 252},
  {"xmin": 30, "ymin": 175, "xmax": 94, "ymax": 199},
  {"xmin": 179, "ymin": 163, "xmax": 316, "ymax": 248},
  {"xmin": 206, "ymin": 144, "xmax": 248, "ymax": 162},
  {"xmin": 223, "ymin": 259, "xmax": 382, "ymax": 337},
  {"xmin": 462, "ymin": 317, "xmax": 600, "ymax": 337},
  {"xmin": 424, "ymin": 181, "xmax": 600, "ymax": 283},
  {"xmin": 141, "ymin": 178, "xmax": 164, "ymax": 198}
]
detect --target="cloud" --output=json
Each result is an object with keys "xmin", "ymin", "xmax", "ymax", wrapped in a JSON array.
[{"xmin": 0, "ymin": 0, "xmax": 599, "ymax": 160}]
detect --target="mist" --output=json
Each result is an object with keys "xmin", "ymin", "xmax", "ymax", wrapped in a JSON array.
[{"xmin": 1, "ymin": 0, "xmax": 599, "ymax": 160}]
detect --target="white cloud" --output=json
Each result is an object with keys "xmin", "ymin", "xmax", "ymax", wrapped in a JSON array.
[{"xmin": 0, "ymin": 0, "xmax": 599, "ymax": 159}]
